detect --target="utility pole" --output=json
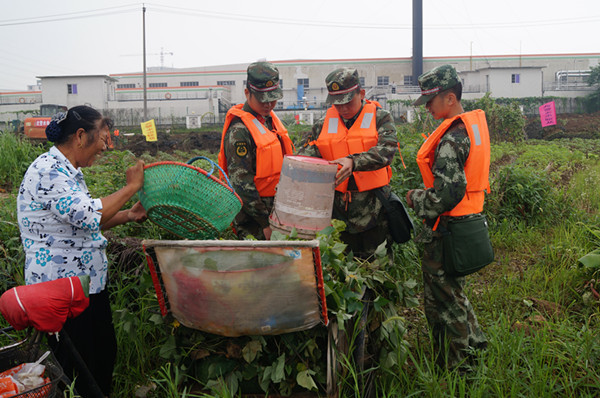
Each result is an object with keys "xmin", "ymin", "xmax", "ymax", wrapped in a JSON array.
[
  {"xmin": 142, "ymin": 4, "xmax": 147, "ymax": 121},
  {"xmin": 470, "ymin": 41, "xmax": 473, "ymax": 71},
  {"xmin": 412, "ymin": 0, "xmax": 423, "ymax": 83}
]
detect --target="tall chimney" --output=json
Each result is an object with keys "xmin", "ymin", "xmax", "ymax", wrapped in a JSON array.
[{"xmin": 412, "ymin": 0, "xmax": 423, "ymax": 83}]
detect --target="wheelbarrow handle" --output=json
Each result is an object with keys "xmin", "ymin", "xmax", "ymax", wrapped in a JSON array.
[{"xmin": 60, "ymin": 330, "xmax": 105, "ymax": 398}]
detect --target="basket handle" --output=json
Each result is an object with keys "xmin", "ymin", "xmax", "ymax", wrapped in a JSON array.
[{"xmin": 187, "ymin": 156, "xmax": 235, "ymax": 189}]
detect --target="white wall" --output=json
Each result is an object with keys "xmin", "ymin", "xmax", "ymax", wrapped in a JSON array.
[
  {"xmin": 41, "ymin": 76, "xmax": 114, "ymax": 110},
  {"xmin": 487, "ymin": 69, "xmax": 542, "ymax": 98}
]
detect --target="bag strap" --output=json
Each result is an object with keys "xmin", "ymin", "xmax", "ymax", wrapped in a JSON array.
[{"xmin": 374, "ymin": 187, "xmax": 393, "ymax": 213}]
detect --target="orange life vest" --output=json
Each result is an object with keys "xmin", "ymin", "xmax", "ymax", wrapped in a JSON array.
[
  {"xmin": 218, "ymin": 104, "xmax": 294, "ymax": 197},
  {"xmin": 314, "ymin": 101, "xmax": 392, "ymax": 193},
  {"xmin": 416, "ymin": 109, "xmax": 491, "ymax": 219}
]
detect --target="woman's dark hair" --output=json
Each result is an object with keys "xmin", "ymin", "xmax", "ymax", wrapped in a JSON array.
[{"xmin": 45, "ymin": 105, "xmax": 113, "ymax": 145}]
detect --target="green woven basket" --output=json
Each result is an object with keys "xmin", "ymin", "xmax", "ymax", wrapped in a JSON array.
[{"xmin": 139, "ymin": 157, "xmax": 242, "ymax": 239}]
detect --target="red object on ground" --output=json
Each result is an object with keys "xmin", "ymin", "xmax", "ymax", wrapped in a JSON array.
[{"xmin": 0, "ymin": 276, "xmax": 90, "ymax": 333}]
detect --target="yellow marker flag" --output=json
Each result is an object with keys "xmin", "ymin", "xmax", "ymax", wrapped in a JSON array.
[{"xmin": 141, "ymin": 119, "xmax": 157, "ymax": 142}]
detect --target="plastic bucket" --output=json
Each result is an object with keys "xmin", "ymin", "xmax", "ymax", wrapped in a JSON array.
[{"xmin": 269, "ymin": 155, "xmax": 337, "ymax": 238}]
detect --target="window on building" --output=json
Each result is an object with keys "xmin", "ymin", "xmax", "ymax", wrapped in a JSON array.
[
  {"xmin": 359, "ymin": 77, "xmax": 365, "ymax": 87},
  {"xmin": 403, "ymin": 75, "xmax": 413, "ymax": 85},
  {"xmin": 180, "ymin": 81, "xmax": 199, "ymax": 87},
  {"xmin": 279, "ymin": 80, "xmax": 283, "ymax": 89},
  {"xmin": 149, "ymin": 83, "xmax": 167, "ymax": 88},
  {"xmin": 297, "ymin": 78, "xmax": 309, "ymax": 89},
  {"xmin": 511, "ymin": 74, "xmax": 520, "ymax": 83},
  {"xmin": 67, "ymin": 84, "xmax": 78, "ymax": 94},
  {"xmin": 217, "ymin": 80, "xmax": 236, "ymax": 86},
  {"xmin": 117, "ymin": 84, "xmax": 136, "ymax": 89},
  {"xmin": 377, "ymin": 76, "xmax": 389, "ymax": 86}
]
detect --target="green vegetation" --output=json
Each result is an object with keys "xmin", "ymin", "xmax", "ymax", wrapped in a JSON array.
[
  {"xmin": 0, "ymin": 121, "xmax": 599, "ymax": 397},
  {"xmin": 0, "ymin": 132, "xmax": 48, "ymax": 192},
  {"xmin": 584, "ymin": 64, "xmax": 600, "ymax": 113}
]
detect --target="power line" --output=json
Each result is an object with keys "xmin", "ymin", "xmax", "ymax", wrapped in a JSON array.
[
  {"xmin": 147, "ymin": 2, "xmax": 600, "ymax": 30},
  {"xmin": 0, "ymin": 4, "xmax": 139, "ymax": 27},
  {"xmin": 1, "ymin": 3, "xmax": 599, "ymax": 30},
  {"xmin": 147, "ymin": 3, "xmax": 408, "ymax": 30}
]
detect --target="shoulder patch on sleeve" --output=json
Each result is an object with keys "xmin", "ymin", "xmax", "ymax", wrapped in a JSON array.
[{"xmin": 235, "ymin": 141, "xmax": 248, "ymax": 157}]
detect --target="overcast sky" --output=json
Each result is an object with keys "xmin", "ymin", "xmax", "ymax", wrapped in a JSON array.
[{"xmin": 1, "ymin": 0, "xmax": 599, "ymax": 90}]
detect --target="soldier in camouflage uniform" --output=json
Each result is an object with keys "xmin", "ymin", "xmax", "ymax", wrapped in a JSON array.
[
  {"xmin": 298, "ymin": 68, "xmax": 398, "ymax": 259},
  {"xmin": 406, "ymin": 64, "xmax": 488, "ymax": 369},
  {"xmin": 218, "ymin": 62, "xmax": 294, "ymax": 240}
]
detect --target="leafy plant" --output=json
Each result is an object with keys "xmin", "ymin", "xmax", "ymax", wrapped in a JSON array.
[
  {"xmin": 0, "ymin": 132, "xmax": 47, "ymax": 192},
  {"xmin": 487, "ymin": 165, "xmax": 553, "ymax": 224},
  {"xmin": 463, "ymin": 93, "xmax": 526, "ymax": 142}
]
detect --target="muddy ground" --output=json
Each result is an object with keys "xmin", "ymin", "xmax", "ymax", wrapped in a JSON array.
[
  {"xmin": 115, "ymin": 130, "xmax": 224, "ymax": 156},
  {"xmin": 524, "ymin": 112, "xmax": 600, "ymax": 140}
]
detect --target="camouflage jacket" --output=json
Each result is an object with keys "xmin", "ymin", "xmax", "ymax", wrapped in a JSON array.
[
  {"xmin": 410, "ymin": 120, "xmax": 471, "ymax": 242},
  {"xmin": 298, "ymin": 102, "xmax": 398, "ymax": 233},
  {"xmin": 221, "ymin": 102, "xmax": 277, "ymax": 229}
]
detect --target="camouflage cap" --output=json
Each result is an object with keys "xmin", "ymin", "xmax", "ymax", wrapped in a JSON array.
[
  {"xmin": 325, "ymin": 68, "xmax": 361, "ymax": 105},
  {"xmin": 413, "ymin": 64, "xmax": 460, "ymax": 106},
  {"xmin": 247, "ymin": 62, "xmax": 283, "ymax": 103}
]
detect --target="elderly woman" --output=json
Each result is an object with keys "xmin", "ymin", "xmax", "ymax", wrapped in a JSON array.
[{"xmin": 17, "ymin": 105, "xmax": 145, "ymax": 397}]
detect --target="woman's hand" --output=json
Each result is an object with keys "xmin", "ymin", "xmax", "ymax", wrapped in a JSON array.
[
  {"xmin": 330, "ymin": 157, "xmax": 353, "ymax": 187},
  {"xmin": 127, "ymin": 201, "xmax": 147, "ymax": 223},
  {"xmin": 100, "ymin": 160, "xmax": 146, "ymax": 229},
  {"xmin": 126, "ymin": 160, "xmax": 145, "ymax": 191}
]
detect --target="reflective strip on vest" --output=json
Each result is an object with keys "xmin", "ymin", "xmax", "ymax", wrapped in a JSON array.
[
  {"xmin": 360, "ymin": 112, "xmax": 373, "ymax": 129},
  {"xmin": 472, "ymin": 123, "xmax": 482, "ymax": 145},
  {"xmin": 327, "ymin": 119, "xmax": 338, "ymax": 134},
  {"xmin": 252, "ymin": 118, "xmax": 267, "ymax": 135}
]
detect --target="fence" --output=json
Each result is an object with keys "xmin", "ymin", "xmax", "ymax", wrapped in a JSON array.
[{"xmin": 102, "ymin": 108, "xmax": 221, "ymax": 129}]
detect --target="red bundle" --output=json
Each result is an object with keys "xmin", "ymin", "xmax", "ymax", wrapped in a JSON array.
[{"xmin": 0, "ymin": 276, "xmax": 90, "ymax": 333}]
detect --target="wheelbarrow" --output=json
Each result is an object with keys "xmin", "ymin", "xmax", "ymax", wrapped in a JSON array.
[{"xmin": 143, "ymin": 239, "xmax": 352, "ymax": 396}]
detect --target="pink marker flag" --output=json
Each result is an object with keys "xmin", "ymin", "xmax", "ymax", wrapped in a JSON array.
[{"xmin": 539, "ymin": 101, "xmax": 557, "ymax": 127}]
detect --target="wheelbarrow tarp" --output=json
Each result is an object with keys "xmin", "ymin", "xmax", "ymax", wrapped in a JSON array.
[
  {"xmin": 0, "ymin": 276, "xmax": 90, "ymax": 333},
  {"xmin": 143, "ymin": 240, "xmax": 328, "ymax": 337}
]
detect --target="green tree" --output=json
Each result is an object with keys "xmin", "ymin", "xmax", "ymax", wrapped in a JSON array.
[
  {"xmin": 583, "ymin": 64, "xmax": 600, "ymax": 113},
  {"xmin": 587, "ymin": 64, "xmax": 600, "ymax": 87}
]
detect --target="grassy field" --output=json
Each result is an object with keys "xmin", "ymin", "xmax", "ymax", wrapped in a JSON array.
[{"xmin": 0, "ymin": 129, "xmax": 599, "ymax": 397}]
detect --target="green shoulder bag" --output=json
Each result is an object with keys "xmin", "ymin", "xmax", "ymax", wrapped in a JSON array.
[{"xmin": 441, "ymin": 214, "xmax": 494, "ymax": 277}]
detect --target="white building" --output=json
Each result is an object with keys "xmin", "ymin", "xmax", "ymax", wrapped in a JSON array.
[
  {"xmin": 39, "ymin": 75, "xmax": 118, "ymax": 110},
  {"xmin": 1, "ymin": 52, "xmax": 598, "ymax": 125}
]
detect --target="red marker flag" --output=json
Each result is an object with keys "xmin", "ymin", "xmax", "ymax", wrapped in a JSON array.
[{"xmin": 539, "ymin": 101, "xmax": 557, "ymax": 127}]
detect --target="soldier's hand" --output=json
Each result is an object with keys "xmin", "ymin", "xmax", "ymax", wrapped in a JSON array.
[
  {"xmin": 263, "ymin": 226, "xmax": 272, "ymax": 240},
  {"xmin": 406, "ymin": 190, "xmax": 414, "ymax": 208},
  {"xmin": 330, "ymin": 157, "xmax": 353, "ymax": 187}
]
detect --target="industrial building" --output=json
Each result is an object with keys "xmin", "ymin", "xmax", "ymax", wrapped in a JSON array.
[{"xmin": 0, "ymin": 52, "xmax": 598, "ymax": 127}]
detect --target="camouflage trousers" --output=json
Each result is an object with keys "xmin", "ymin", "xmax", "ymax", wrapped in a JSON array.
[
  {"xmin": 233, "ymin": 197, "xmax": 274, "ymax": 240},
  {"xmin": 421, "ymin": 234, "xmax": 487, "ymax": 369},
  {"xmin": 340, "ymin": 210, "xmax": 392, "ymax": 261}
]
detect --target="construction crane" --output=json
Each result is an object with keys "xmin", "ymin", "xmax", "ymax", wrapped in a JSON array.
[{"xmin": 120, "ymin": 47, "xmax": 174, "ymax": 69}]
